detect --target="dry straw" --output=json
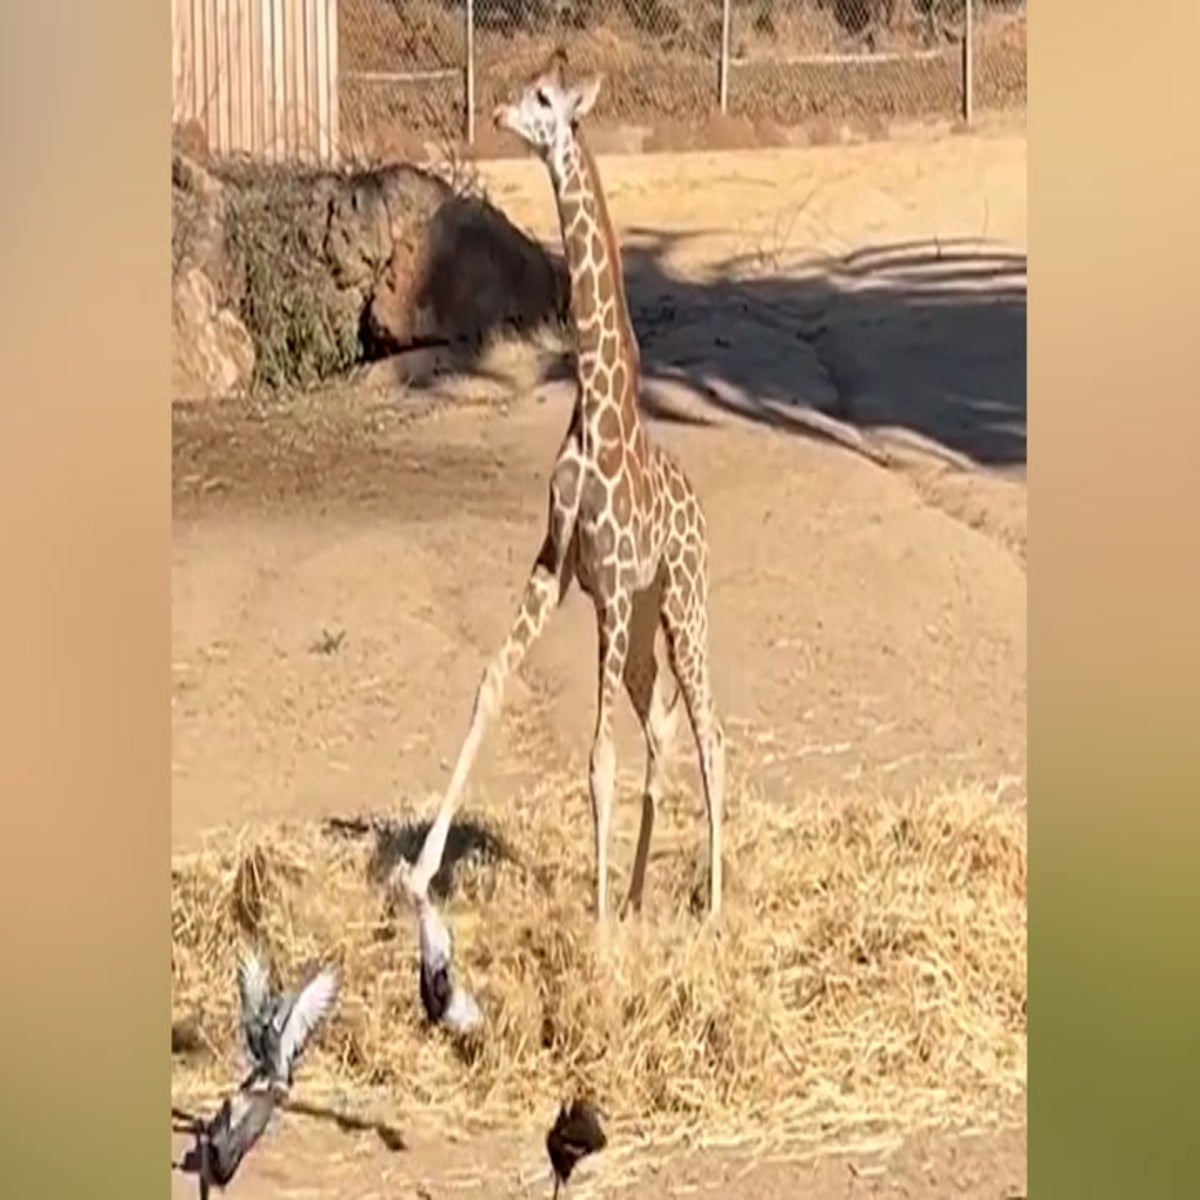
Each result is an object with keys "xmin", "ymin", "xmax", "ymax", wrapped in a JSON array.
[{"xmin": 172, "ymin": 770, "xmax": 1025, "ymax": 1145}]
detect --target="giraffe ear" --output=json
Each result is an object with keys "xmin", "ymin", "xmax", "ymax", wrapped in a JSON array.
[{"xmin": 569, "ymin": 75, "xmax": 603, "ymax": 120}]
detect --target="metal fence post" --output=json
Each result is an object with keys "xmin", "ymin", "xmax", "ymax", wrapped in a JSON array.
[
  {"xmin": 465, "ymin": 0, "xmax": 476, "ymax": 144},
  {"xmin": 718, "ymin": 0, "xmax": 731, "ymax": 114},
  {"xmin": 961, "ymin": 0, "xmax": 974, "ymax": 125}
]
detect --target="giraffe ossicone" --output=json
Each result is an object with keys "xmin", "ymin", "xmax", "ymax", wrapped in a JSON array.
[{"xmin": 413, "ymin": 54, "xmax": 726, "ymax": 924}]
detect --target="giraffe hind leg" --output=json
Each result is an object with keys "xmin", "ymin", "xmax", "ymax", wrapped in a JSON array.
[
  {"xmin": 620, "ymin": 572, "xmax": 680, "ymax": 918},
  {"xmin": 659, "ymin": 564, "xmax": 725, "ymax": 919}
]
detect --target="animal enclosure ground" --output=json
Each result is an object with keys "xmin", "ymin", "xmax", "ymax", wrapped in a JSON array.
[
  {"xmin": 170, "ymin": 1117, "xmax": 1026, "ymax": 1198},
  {"xmin": 172, "ymin": 130, "xmax": 1026, "ymax": 1196}
]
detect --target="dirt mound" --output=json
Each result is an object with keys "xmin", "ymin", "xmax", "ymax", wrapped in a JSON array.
[
  {"xmin": 171, "ymin": 776, "xmax": 1025, "ymax": 1140},
  {"xmin": 171, "ymin": 146, "xmax": 566, "ymax": 394}
]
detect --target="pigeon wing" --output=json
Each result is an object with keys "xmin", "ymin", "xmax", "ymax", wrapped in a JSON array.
[
  {"xmin": 206, "ymin": 1092, "xmax": 275, "ymax": 1188},
  {"xmin": 417, "ymin": 900, "xmax": 452, "ymax": 970},
  {"xmin": 237, "ymin": 951, "xmax": 271, "ymax": 1024},
  {"xmin": 442, "ymin": 985, "xmax": 483, "ymax": 1034},
  {"xmin": 233, "ymin": 1090, "xmax": 276, "ymax": 1153},
  {"xmin": 276, "ymin": 965, "xmax": 338, "ymax": 1075},
  {"xmin": 237, "ymin": 951, "xmax": 273, "ymax": 1070},
  {"xmin": 567, "ymin": 1101, "xmax": 607, "ymax": 1152},
  {"xmin": 419, "ymin": 961, "xmax": 452, "ymax": 1024}
]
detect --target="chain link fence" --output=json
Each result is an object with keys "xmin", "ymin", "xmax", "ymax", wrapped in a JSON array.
[{"xmin": 338, "ymin": 0, "xmax": 1025, "ymax": 156}]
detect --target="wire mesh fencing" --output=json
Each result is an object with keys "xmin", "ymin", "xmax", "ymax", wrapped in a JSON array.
[
  {"xmin": 472, "ymin": 0, "xmax": 729, "ymax": 127},
  {"xmin": 336, "ymin": 0, "xmax": 1025, "ymax": 157},
  {"xmin": 725, "ymin": 0, "xmax": 1026, "ymax": 126},
  {"xmin": 339, "ymin": 1, "xmax": 467, "ymax": 157}
]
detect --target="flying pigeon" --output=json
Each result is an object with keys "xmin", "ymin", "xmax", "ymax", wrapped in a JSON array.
[
  {"xmin": 197, "ymin": 1087, "xmax": 276, "ymax": 1194},
  {"xmin": 389, "ymin": 857, "xmax": 483, "ymax": 1034},
  {"xmin": 236, "ymin": 950, "xmax": 339, "ymax": 1093},
  {"xmin": 545, "ymin": 1098, "xmax": 607, "ymax": 1198}
]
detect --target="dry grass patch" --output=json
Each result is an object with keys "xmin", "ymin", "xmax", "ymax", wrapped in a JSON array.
[{"xmin": 172, "ymin": 774, "xmax": 1025, "ymax": 1143}]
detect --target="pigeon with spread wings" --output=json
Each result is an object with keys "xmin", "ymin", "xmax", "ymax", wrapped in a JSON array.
[{"xmin": 236, "ymin": 951, "xmax": 339, "ymax": 1092}]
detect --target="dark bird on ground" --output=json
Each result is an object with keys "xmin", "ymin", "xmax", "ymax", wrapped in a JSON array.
[
  {"xmin": 390, "ymin": 857, "xmax": 483, "ymax": 1034},
  {"xmin": 236, "ymin": 950, "xmax": 339, "ymax": 1092},
  {"xmin": 545, "ymin": 1098, "xmax": 607, "ymax": 1198},
  {"xmin": 197, "ymin": 1087, "xmax": 277, "ymax": 1196}
]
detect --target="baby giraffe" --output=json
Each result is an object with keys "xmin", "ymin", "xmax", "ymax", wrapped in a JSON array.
[{"xmin": 408, "ymin": 55, "xmax": 725, "ymax": 923}]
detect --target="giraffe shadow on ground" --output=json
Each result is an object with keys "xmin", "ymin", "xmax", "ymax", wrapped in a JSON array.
[{"xmin": 322, "ymin": 812, "xmax": 524, "ymax": 903}]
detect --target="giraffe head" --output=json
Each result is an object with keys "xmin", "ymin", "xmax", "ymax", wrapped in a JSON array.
[{"xmin": 492, "ymin": 54, "xmax": 602, "ymax": 174}]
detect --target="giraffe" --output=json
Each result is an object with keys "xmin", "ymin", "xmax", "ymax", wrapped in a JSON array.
[{"xmin": 405, "ymin": 55, "xmax": 726, "ymax": 923}]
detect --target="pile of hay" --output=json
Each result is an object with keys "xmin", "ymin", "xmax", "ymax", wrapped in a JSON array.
[{"xmin": 171, "ymin": 773, "xmax": 1025, "ymax": 1142}]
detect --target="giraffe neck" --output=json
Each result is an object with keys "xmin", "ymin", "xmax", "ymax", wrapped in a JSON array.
[{"xmin": 549, "ymin": 134, "xmax": 642, "ymax": 438}]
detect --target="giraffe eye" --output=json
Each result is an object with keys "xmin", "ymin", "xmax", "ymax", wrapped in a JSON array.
[{"xmin": 535, "ymin": 89, "xmax": 550, "ymax": 109}]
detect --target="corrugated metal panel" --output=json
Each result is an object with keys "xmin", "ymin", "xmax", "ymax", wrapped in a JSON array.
[{"xmin": 171, "ymin": 0, "xmax": 339, "ymax": 165}]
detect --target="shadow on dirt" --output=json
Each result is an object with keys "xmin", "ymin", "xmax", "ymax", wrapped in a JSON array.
[
  {"xmin": 281, "ymin": 1096, "xmax": 407, "ymax": 1151},
  {"xmin": 323, "ymin": 813, "xmax": 518, "ymax": 903},
  {"xmin": 615, "ymin": 232, "xmax": 1027, "ymax": 469},
  {"xmin": 388, "ymin": 228, "xmax": 1026, "ymax": 471},
  {"xmin": 171, "ymin": 1100, "xmax": 405, "ymax": 1198}
]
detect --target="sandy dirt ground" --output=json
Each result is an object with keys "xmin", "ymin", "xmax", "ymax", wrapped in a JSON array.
[
  {"xmin": 172, "ymin": 128, "xmax": 1026, "ymax": 1197},
  {"xmin": 170, "ymin": 1115, "xmax": 1026, "ymax": 1199}
]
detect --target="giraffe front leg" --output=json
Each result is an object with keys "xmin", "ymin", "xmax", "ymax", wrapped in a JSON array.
[
  {"xmin": 408, "ymin": 451, "xmax": 583, "ymax": 897},
  {"xmin": 411, "ymin": 547, "xmax": 572, "ymax": 896},
  {"xmin": 590, "ymin": 596, "xmax": 631, "ymax": 923}
]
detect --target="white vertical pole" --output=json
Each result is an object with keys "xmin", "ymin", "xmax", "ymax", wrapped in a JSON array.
[
  {"xmin": 465, "ymin": 0, "xmax": 476, "ymax": 144},
  {"xmin": 719, "ymin": 0, "xmax": 731, "ymax": 114},
  {"xmin": 962, "ymin": 0, "xmax": 974, "ymax": 125}
]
